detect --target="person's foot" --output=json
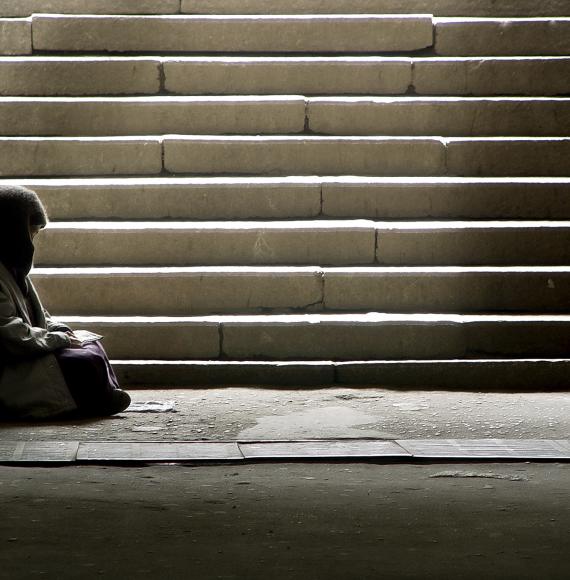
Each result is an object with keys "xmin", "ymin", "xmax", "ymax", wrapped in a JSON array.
[{"xmin": 102, "ymin": 389, "xmax": 131, "ymax": 416}]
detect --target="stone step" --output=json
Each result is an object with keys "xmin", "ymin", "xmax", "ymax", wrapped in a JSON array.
[
  {"xmin": 6, "ymin": 177, "xmax": 323, "ymax": 220},
  {"xmin": 434, "ymin": 17, "xmax": 570, "ymax": 56},
  {"xmin": 1, "ymin": 97, "xmax": 568, "ymax": 137},
  {"xmin": 10, "ymin": 177, "xmax": 570, "ymax": 221},
  {"xmin": 307, "ymin": 97, "xmax": 570, "ymax": 137},
  {"xmin": 163, "ymin": 136, "xmax": 570, "ymax": 177},
  {"xmin": 32, "ymin": 14, "xmax": 434, "ymax": 54},
  {"xmin": 57, "ymin": 313, "xmax": 570, "ymax": 360},
  {"xmin": 0, "ymin": 137, "xmax": 162, "ymax": 177},
  {"xmin": 35, "ymin": 221, "xmax": 377, "ymax": 266},
  {"xmin": 34, "ymin": 221, "xmax": 570, "ymax": 266},
  {"xmin": 179, "ymin": 1, "xmax": 570, "ymax": 18},
  {"xmin": 113, "ymin": 359, "xmax": 570, "ymax": 389},
  {"xmin": 0, "ymin": 19, "xmax": 31, "ymax": 56},
  {"xmin": 3, "ymin": 0, "xmax": 569, "ymax": 18},
  {"xmin": 0, "ymin": 97, "xmax": 306, "ymax": 136},
  {"xmin": 414, "ymin": 57, "xmax": 570, "ymax": 96},
  {"xmin": 2, "ymin": 137, "xmax": 570, "ymax": 177},
  {"xmin": 3, "ymin": 57, "xmax": 570, "ymax": 97},
  {"xmin": 0, "ymin": 57, "xmax": 162, "ymax": 96},
  {"xmin": 163, "ymin": 136, "xmax": 445, "ymax": 176},
  {"xmin": 0, "ymin": 0, "xmax": 180, "ymax": 17},
  {"xmin": 31, "ymin": 266, "xmax": 570, "ymax": 315},
  {"xmin": 445, "ymin": 138, "xmax": 570, "ymax": 177}
]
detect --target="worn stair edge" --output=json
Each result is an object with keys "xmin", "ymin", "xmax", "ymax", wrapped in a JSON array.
[{"xmin": 111, "ymin": 359, "xmax": 570, "ymax": 390}]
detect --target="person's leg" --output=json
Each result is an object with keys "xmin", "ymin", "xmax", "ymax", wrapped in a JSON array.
[{"xmin": 56, "ymin": 342, "xmax": 130, "ymax": 416}]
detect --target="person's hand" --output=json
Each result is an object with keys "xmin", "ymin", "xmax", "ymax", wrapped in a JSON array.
[{"xmin": 65, "ymin": 331, "xmax": 83, "ymax": 349}]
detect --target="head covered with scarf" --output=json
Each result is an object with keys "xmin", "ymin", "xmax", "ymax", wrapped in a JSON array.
[{"xmin": 0, "ymin": 185, "xmax": 48, "ymax": 296}]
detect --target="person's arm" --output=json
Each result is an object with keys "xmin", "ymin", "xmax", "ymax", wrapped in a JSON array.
[
  {"xmin": 0, "ymin": 285, "xmax": 71, "ymax": 358},
  {"xmin": 43, "ymin": 307, "xmax": 72, "ymax": 333}
]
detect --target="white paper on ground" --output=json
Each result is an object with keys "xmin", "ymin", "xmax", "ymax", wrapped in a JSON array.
[{"xmin": 125, "ymin": 401, "xmax": 177, "ymax": 413}]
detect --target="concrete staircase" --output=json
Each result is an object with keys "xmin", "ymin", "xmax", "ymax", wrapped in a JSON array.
[{"xmin": 1, "ymin": 1, "xmax": 570, "ymax": 389}]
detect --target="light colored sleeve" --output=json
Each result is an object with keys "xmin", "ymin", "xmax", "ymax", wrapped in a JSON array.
[
  {"xmin": 0, "ymin": 285, "xmax": 71, "ymax": 358},
  {"xmin": 43, "ymin": 307, "xmax": 72, "ymax": 333}
]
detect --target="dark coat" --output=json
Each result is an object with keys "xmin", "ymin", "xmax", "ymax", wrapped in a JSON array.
[{"xmin": 0, "ymin": 261, "xmax": 76, "ymax": 419}]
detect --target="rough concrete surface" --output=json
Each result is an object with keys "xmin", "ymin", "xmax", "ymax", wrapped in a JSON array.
[
  {"xmin": 0, "ymin": 462, "xmax": 568, "ymax": 579},
  {"xmin": 413, "ymin": 58, "xmax": 570, "ymax": 96},
  {"xmin": 181, "ymin": 0, "xmax": 570, "ymax": 17},
  {"xmin": 1, "ymin": 388, "xmax": 568, "ymax": 441},
  {"xmin": 164, "ymin": 57, "xmax": 412, "ymax": 96},
  {"xmin": 0, "ymin": 19, "xmax": 31, "ymax": 56},
  {"xmin": 32, "ymin": 14, "xmax": 434, "ymax": 54},
  {"xmin": 0, "ymin": 58, "xmax": 161, "ymax": 96},
  {"xmin": 434, "ymin": 18, "xmax": 570, "ymax": 56}
]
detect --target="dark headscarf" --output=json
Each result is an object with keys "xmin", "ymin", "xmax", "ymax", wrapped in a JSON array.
[{"xmin": 0, "ymin": 185, "xmax": 48, "ymax": 296}]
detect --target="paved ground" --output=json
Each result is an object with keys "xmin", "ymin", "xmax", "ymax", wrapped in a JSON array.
[
  {"xmin": 1, "ymin": 388, "xmax": 568, "ymax": 441},
  {"xmin": 0, "ymin": 462, "xmax": 568, "ymax": 580}
]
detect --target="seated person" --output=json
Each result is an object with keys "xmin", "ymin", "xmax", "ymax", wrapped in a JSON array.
[{"xmin": 0, "ymin": 185, "xmax": 130, "ymax": 420}]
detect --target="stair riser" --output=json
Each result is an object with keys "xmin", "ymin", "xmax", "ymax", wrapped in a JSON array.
[
  {"xmin": 308, "ymin": 99, "xmax": 570, "ymax": 137},
  {"xmin": 414, "ymin": 58, "xmax": 570, "ymax": 96},
  {"xmin": 114, "ymin": 360, "xmax": 570, "ymax": 389},
  {"xmin": 435, "ymin": 18, "xmax": 570, "ymax": 56},
  {"xmin": 0, "ymin": 59, "xmax": 161, "ymax": 96},
  {"xmin": 34, "ymin": 272, "xmax": 324, "ymax": 315},
  {"xmin": 376, "ymin": 228, "xmax": 570, "ymax": 265},
  {"xmin": 32, "ymin": 15, "xmax": 434, "ymax": 53},
  {"xmin": 322, "ymin": 182, "xmax": 570, "ymax": 220},
  {"xmin": 4, "ymin": 0, "xmax": 570, "ymax": 18},
  {"xmin": 35, "ymin": 228, "xmax": 377, "ymax": 266},
  {"xmin": 11, "ymin": 179, "xmax": 570, "ymax": 221},
  {"xmin": 0, "ymin": 138, "xmax": 161, "ymax": 177},
  {"xmin": 28, "ymin": 181, "xmax": 323, "ymax": 220},
  {"xmin": 0, "ymin": 99, "xmax": 306, "ymax": 136},
  {"xmin": 0, "ymin": 19, "xmax": 30, "ymax": 56},
  {"xmin": 32, "ymin": 271, "xmax": 570, "ymax": 315},
  {"xmin": 446, "ymin": 139, "xmax": 570, "ymax": 177},
  {"xmin": 34, "ymin": 227, "xmax": 570, "ymax": 266},
  {"xmin": 164, "ymin": 59, "xmax": 413, "ymax": 96},
  {"xmin": 1, "ymin": 99, "xmax": 568, "ymax": 137},
  {"xmin": 3, "ymin": 138, "xmax": 570, "ymax": 177},
  {"xmin": 163, "ymin": 138, "xmax": 446, "ymax": 176},
  {"xmin": 4, "ymin": 58, "xmax": 570, "ymax": 97},
  {"xmin": 59, "ymin": 319, "xmax": 570, "ymax": 360},
  {"xmin": 0, "ymin": 0, "xmax": 179, "ymax": 17},
  {"xmin": 179, "ymin": 0, "xmax": 570, "ymax": 18}
]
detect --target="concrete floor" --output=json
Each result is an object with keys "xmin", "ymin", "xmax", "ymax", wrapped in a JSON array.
[
  {"xmin": 1, "ymin": 388, "xmax": 568, "ymax": 441},
  {"xmin": 0, "ymin": 462, "xmax": 568, "ymax": 580}
]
